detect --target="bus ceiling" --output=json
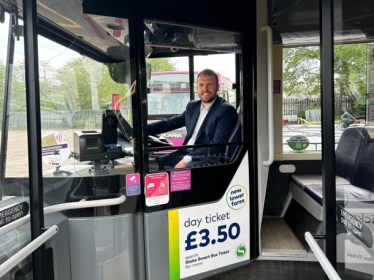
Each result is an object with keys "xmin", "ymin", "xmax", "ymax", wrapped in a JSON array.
[
  {"xmin": 0, "ymin": 0, "xmax": 241, "ymax": 64},
  {"xmin": 269, "ymin": 0, "xmax": 374, "ymax": 46}
]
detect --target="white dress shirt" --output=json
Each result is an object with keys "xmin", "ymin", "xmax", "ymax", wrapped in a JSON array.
[{"xmin": 183, "ymin": 98, "xmax": 216, "ymax": 164}]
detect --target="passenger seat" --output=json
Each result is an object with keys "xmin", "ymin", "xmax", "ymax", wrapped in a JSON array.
[{"xmin": 290, "ymin": 127, "xmax": 374, "ymax": 220}]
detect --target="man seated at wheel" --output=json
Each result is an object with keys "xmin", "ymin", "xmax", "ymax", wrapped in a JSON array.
[{"xmin": 148, "ymin": 69, "xmax": 238, "ymax": 169}]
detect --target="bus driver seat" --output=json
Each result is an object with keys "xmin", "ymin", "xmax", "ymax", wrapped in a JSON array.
[{"xmin": 224, "ymin": 106, "xmax": 241, "ymax": 163}]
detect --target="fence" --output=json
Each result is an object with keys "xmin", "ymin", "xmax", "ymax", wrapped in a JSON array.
[
  {"xmin": 0, "ymin": 109, "xmax": 130, "ymax": 130},
  {"xmin": 283, "ymin": 97, "xmax": 359, "ymax": 119}
]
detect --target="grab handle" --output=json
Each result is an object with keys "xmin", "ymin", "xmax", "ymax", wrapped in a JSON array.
[{"xmin": 261, "ymin": 25, "xmax": 274, "ymax": 166}]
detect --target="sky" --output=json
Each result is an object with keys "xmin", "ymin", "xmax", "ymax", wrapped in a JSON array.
[
  {"xmin": 172, "ymin": 54, "xmax": 236, "ymax": 81},
  {"xmin": 0, "ymin": 13, "xmax": 80, "ymax": 68},
  {"xmin": 0, "ymin": 12, "xmax": 235, "ymax": 80}
]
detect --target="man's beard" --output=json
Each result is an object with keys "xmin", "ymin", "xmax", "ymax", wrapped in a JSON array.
[{"xmin": 201, "ymin": 92, "xmax": 216, "ymax": 103}]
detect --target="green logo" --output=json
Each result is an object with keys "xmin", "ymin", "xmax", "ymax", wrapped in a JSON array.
[{"xmin": 236, "ymin": 244, "xmax": 247, "ymax": 258}]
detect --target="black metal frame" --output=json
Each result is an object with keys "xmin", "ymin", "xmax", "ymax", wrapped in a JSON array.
[
  {"xmin": 0, "ymin": 10, "xmax": 15, "ymax": 189},
  {"xmin": 23, "ymin": 0, "xmax": 46, "ymax": 279},
  {"xmin": 244, "ymin": 0, "xmax": 259, "ymax": 259},
  {"xmin": 147, "ymin": 142, "xmax": 243, "ymax": 152},
  {"xmin": 147, "ymin": 114, "xmax": 180, "ymax": 120},
  {"xmin": 319, "ymin": 0, "xmax": 337, "ymax": 272},
  {"xmin": 189, "ymin": 56, "xmax": 195, "ymax": 101},
  {"xmin": 235, "ymin": 54, "xmax": 241, "ymax": 109}
]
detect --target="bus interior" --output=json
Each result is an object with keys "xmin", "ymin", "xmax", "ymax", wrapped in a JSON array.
[{"xmin": 0, "ymin": 0, "xmax": 373, "ymax": 279}]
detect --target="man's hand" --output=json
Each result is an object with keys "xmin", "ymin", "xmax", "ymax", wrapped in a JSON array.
[{"xmin": 175, "ymin": 159, "xmax": 187, "ymax": 169}]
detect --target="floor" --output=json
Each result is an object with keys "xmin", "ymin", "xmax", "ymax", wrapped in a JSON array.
[
  {"xmin": 261, "ymin": 218, "xmax": 305, "ymax": 251},
  {"xmin": 205, "ymin": 260, "xmax": 373, "ymax": 280},
  {"xmin": 284, "ymin": 199, "xmax": 324, "ymax": 252}
]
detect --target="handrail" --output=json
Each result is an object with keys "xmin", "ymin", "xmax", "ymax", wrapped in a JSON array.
[
  {"xmin": 0, "ymin": 225, "xmax": 59, "ymax": 278},
  {"xmin": 0, "ymin": 194, "xmax": 126, "ymax": 237},
  {"xmin": 261, "ymin": 25, "xmax": 274, "ymax": 166},
  {"xmin": 305, "ymin": 232, "xmax": 341, "ymax": 280}
]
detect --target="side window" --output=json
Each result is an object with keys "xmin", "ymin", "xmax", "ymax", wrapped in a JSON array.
[
  {"xmin": 144, "ymin": 21, "xmax": 242, "ymax": 171},
  {"xmin": 0, "ymin": 12, "xmax": 34, "ymax": 276},
  {"xmin": 282, "ymin": 46, "xmax": 322, "ymax": 153},
  {"xmin": 282, "ymin": 45, "xmax": 369, "ymax": 154},
  {"xmin": 2, "ymin": 17, "xmax": 29, "ymax": 178}
]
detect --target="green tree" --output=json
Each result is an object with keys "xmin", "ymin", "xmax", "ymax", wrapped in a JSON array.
[
  {"xmin": 39, "ymin": 61, "xmax": 61, "ymax": 111},
  {"xmin": 56, "ymin": 57, "xmax": 92, "ymax": 110},
  {"xmin": 10, "ymin": 61, "xmax": 26, "ymax": 112},
  {"xmin": 283, "ymin": 44, "xmax": 370, "ymax": 116},
  {"xmin": 334, "ymin": 44, "xmax": 367, "ymax": 115},
  {"xmin": 283, "ymin": 46, "xmax": 321, "ymax": 96},
  {"xmin": 147, "ymin": 58, "xmax": 177, "ymax": 72},
  {"xmin": 97, "ymin": 64, "xmax": 129, "ymax": 109}
]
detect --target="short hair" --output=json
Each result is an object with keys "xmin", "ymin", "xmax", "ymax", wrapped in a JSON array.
[{"xmin": 197, "ymin": 69, "xmax": 218, "ymax": 85}]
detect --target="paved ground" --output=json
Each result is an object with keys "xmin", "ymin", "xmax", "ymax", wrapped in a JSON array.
[{"xmin": 3, "ymin": 129, "xmax": 78, "ymax": 177}]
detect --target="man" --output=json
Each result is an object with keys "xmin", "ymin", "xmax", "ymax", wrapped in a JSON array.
[{"xmin": 148, "ymin": 69, "xmax": 238, "ymax": 169}]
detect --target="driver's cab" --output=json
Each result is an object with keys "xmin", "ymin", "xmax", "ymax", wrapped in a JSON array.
[
  {"xmin": 0, "ymin": 2, "xmax": 250, "ymax": 279},
  {"xmin": 145, "ymin": 52, "xmax": 240, "ymax": 171}
]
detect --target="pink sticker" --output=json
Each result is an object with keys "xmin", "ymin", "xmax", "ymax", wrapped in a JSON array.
[
  {"xmin": 273, "ymin": 80, "xmax": 281, "ymax": 94},
  {"xmin": 145, "ymin": 173, "xmax": 169, "ymax": 206},
  {"xmin": 112, "ymin": 94, "xmax": 120, "ymax": 110},
  {"xmin": 170, "ymin": 170, "xmax": 191, "ymax": 192}
]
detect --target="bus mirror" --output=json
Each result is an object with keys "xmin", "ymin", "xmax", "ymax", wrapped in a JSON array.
[
  {"xmin": 232, "ymin": 83, "xmax": 236, "ymax": 90},
  {"xmin": 106, "ymin": 60, "xmax": 135, "ymax": 84},
  {"xmin": 0, "ymin": 5, "xmax": 5, "ymax": 24}
]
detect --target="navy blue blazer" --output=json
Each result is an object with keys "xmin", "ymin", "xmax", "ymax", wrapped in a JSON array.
[{"xmin": 148, "ymin": 97, "xmax": 238, "ymax": 157}]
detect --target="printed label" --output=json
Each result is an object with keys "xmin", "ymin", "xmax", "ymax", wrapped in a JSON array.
[
  {"xmin": 337, "ymin": 206, "xmax": 373, "ymax": 248},
  {"xmin": 171, "ymin": 170, "xmax": 191, "ymax": 192},
  {"xmin": 0, "ymin": 202, "xmax": 29, "ymax": 228},
  {"xmin": 126, "ymin": 173, "xmax": 140, "ymax": 196},
  {"xmin": 112, "ymin": 93, "xmax": 120, "ymax": 110},
  {"xmin": 168, "ymin": 153, "xmax": 250, "ymax": 280},
  {"xmin": 288, "ymin": 135, "xmax": 309, "ymax": 151},
  {"xmin": 145, "ymin": 173, "xmax": 169, "ymax": 206},
  {"xmin": 41, "ymin": 131, "xmax": 71, "ymax": 166}
]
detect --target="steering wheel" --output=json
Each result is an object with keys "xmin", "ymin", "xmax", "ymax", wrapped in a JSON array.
[
  {"xmin": 148, "ymin": 134, "xmax": 174, "ymax": 147},
  {"xmin": 116, "ymin": 112, "xmax": 133, "ymax": 141},
  {"xmin": 116, "ymin": 111, "xmax": 173, "ymax": 147}
]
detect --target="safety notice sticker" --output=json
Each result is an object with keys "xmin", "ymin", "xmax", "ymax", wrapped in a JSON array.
[
  {"xmin": 0, "ymin": 202, "xmax": 29, "ymax": 228},
  {"xmin": 145, "ymin": 173, "xmax": 169, "ymax": 207},
  {"xmin": 170, "ymin": 170, "xmax": 191, "ymax": 192}
]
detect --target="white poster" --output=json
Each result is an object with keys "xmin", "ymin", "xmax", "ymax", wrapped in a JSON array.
[
  {"xmin": 41, "ymin": 130, "xmax": 71, "ymax": 167},
  {"xmin": 168, "ymin": 153, "xmax": 250, "ymax": 279}
]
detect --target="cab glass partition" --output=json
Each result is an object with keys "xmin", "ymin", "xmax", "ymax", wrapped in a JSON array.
[
  {"xmin": 144, "ymin": 21, "xmax": 242, "ymax": 172},
  {"xmin": 34, "ymin": 5, "xmax": 139, "ymax": 217},
  {"xmin": 0, "ymin": 12, "xmax": 33, "ymax": 278},
  {"xmin": 194, "ymin": 54, "xmax": 236, "ymax": 107},
  {"xmin": 334, "ymin": 0, "xmax": 374, "ymax": 277}
]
